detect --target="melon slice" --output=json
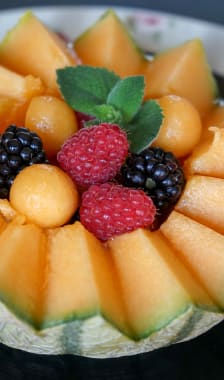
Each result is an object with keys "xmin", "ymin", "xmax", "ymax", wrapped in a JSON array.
[
  {"xmin": 0, "ymin": 221, "xmax": 46, "ymax": 327},
  {"xmin": 0, "ymin": 96, "xmax": 29, "ymax": 134},
  {"xmin": 108, "ymin": 228, "xmax": 215, "ymax": 339},
  {"xmin": 184, "ymin": 126, "xmax": 224, "ymax": 177},
  {"xmin": 161, "ymin": 211, "xmax": 224, "ymax": 309},
  {"xmin": 0, "ymin": 199, "xmax": 25, "ymax": 223},
  {"xmin": 74, "ymin": 9, "xmax": 148, "ymax": 78},
  {"xmin": 204, "ymin": 103, "xmax": 224, "ymax": 129},
  {"xmin": 0, "ymin": 213, "xmax": 7, "ymax": 233},
  {"xmin": 176, "ymin": 175, "xmax": 224, "ymax": 235},
  {"xmin": 0, "ymin": 11, "xmax": 77, "ymax": 93},
  {"xmin": 43, "ymin": 222, "xmax": 128, "ymax": 334},
  {"xmin": 0, "ymin": 65, "xmax": 44, "ymax": 101},
  {"xmin": 144, "ymin": 39, "xmax": 217, "ymax": 116}
]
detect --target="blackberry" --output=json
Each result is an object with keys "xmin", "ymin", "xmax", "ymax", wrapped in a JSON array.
[
  {"xmin": 119, "ymin": 147, "xmax": 186, "ymax": 228},
  {"xmin": 0, "ymin": 125, "xmax": 48, "ymax": 198}
]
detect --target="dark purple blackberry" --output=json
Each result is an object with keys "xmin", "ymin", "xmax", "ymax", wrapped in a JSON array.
[
  {"xmin": 0, "ymin": 125, "xmax": 48, "ymax": 198},
  {"xmin": 119, "ymin": 147, "xmax": 186, "ymax": 228}
]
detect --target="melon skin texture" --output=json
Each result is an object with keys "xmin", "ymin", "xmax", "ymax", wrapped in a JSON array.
[{"xmin": 0, "ymin": 302, "xmax": 222, "ymax": 358}]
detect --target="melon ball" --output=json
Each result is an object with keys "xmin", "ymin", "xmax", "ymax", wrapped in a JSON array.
[
  {"xmin": 153, "ymin": 94, "xmax": 202, "ymax": 157},
  {"xmin": 9, "ymin": 164, "xmax": 79, "ymax": 228},
  {"xmin": 25, "ymin": 95, "xmax": 78, "ymax": 159}
]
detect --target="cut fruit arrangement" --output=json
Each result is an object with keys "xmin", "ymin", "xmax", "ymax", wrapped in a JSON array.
[{"xmin": 0, "ymin": 8, "xmax": 223, "ymax": 358}]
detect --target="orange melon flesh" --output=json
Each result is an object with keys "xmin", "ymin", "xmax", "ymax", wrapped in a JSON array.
[
  {"xmin": 176, "ymin": 175, "xmax": 224, "ymax": 235},
  {"xmin": 203, "ymin": 103, "xmax": 224, "ymax": 129},
  {"xmin": 144, "ymin": 39, "xmax": 217, "ymax": 116},
  {"xmin": 0, "ymin": 11, "xmax": 77, "ymax": 94},
  {"xmin": 0, "ymin": 199, "xmax": 25, "ymax": 223},
  {"xmin": 74, "ymin": 9, "xmax": 148, "ymax": 78},
  {"xmin": 0, "ymin": 221, "xmax": 46, "ymax": 326},
  {"xmin": 107, "ymin": 228, "xmax": 214, "ymax": 339},
  {"xmin": 161, "ymin": 211, "xmax": 224, "ymax": 309},
  {"xmin": 0, "ymin": 213, "xmax": 7, "ymax": 233},
  {"xmin": 43, "ymin": 222, "xmax": 127, "ymax": 332},
  {"xmin": 0, "ymin": 96, "xmax": 29, "ymax": 134},
  {"xmin": 0, "ymin": 65, "xmax": 45, "ymax": 102},
  {"xmin": 184, "ymin": 126, "xmax": 224, "ymax": 177},
  {"xmin": 44, "ymin": 223, "xmax": 100, "ymax": 326}
]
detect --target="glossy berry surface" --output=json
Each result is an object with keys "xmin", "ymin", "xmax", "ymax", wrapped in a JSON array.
[
  {"xmin": 57, "ymin": 123, "xmax": 129, "ymax": 188},
  {"xmin": 80, "ymin": 182, "xmax": 156, "ymax": 241},
  {"xmin": 0, "ymin": 125, "xmax": 48, "ymax": 198},
  {"xmin": 120, "ymin": 147, "xmax": 185, "ymax": 224}
]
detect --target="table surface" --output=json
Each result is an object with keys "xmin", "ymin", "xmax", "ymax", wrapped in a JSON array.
[{"xmin": 0, "ymin": 2, "xmax": 224, "ymax": 379}]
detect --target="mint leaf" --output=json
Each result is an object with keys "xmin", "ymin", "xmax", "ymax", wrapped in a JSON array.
[
  {"xmin": 107, "ymin": 76, "xmax": 144, "ymax": 123},
  {"xmin": 56, "ymin": 66, "xmax": 120, "ymax": 115},
  {"xmin": 92, "ymin": 104, "xmax": 123, "ymax": 124},
  {"xmin": 126, "ymin": 100, "xmax": 164, "ymax": 153}
]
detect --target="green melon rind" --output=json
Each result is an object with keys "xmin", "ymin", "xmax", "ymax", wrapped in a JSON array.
[
  {"xmin": 41, "ymin": 308, "xmax": 99, "ymax": 329},
  {"xmin": 0, "ymin": 301, "xmax": 223, "ymax": 358}
]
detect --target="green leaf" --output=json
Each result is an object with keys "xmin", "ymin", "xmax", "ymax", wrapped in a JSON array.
[
  {"xmin": 107, "ymin": 76, "xmax": 144, "ymax": 123},
  {"xmin": 92, "ymin": 104, "xmax": 123, "ymax": 125},
  {"xmin": 126, "ymin": 100, "xmax": 164, "ymax": 153},
  {"xmin": 56, "ymin": 66, "xmax": 120, "ymax": 115}
]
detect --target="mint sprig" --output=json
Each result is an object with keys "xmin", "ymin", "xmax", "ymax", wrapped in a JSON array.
[
  {"xmin": 56, "ymin": 66, "xmax": 120, "ymax": 115},
  {"xmin": 56, "ymin": 65, "xmax": 164, "ymax": 153},
  {"xmin": 126, "ymin": 100, "xmax": 164, "ymax": 153},
  {"xmin": 107, "ymin": 76, "xmax": 145, "ymax": 123}
]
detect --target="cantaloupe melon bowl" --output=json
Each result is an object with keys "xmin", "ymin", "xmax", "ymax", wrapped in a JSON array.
[{"xmin": 0, "ymin": 7, "xmax": 224, "ymax": 359}]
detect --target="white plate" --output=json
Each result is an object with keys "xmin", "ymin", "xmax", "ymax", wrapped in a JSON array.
[{"xmin": 0, "ymin": 5, "xmax": 224, "ymax": 75}]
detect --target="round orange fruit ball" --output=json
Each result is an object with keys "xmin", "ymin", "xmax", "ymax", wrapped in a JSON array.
[
  {"xmin": 152, "ymin": 94, "xmax": 202, "ymax": 157},
  {"xmin": 9, "ymin": 164, "xmax": 79, "ymax": 228},
  {"xmin": 25, "ymin": 95, "xmax": 78, "ymax": 159}
]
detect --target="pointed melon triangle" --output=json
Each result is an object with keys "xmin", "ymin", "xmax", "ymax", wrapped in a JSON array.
[
  {"xmin": 161, "ymin": 210, "xmax": 224, "ymax": 309},
  {"xmin": 108, "ymin": 228, "xmax": 215, "ymax": 340},
  {"xmin": 144, "ymin": 39, "xmax": 218, "ymax": 116},
  {"xmin": 0, "ymin": 11, "xmax": 77, "ymax": 93},
  {"xmin": 74, "ymin": 9, "xmax": 148, "ymax": 77},
  {"xmin": 0, "ymin": 221, "xmax": 47, "ymax": 327}
]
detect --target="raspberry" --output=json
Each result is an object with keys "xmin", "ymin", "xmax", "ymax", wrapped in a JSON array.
[
  {"xmin": 57, "ymin": 123, "xmax": 129, "ymax": 188},
  {"xmin": 80, "ymin": 183, "xmax": 156, "ymax": 241}
]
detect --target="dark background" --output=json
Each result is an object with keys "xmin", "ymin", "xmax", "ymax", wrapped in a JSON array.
[
  {"xmin": 0, "ymin": 1, "xmax": 224, "ymax": 379},
  {"xmin": 1, "ymin": 0, "xmax": 224, "ymax": 25}
]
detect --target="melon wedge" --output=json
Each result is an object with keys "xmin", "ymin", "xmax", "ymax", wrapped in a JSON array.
[
  {"xmin": 108, "ymin": 228, "xmax": 215, "ymax": 339},
  {"xmin": 0, "ymin": 213, "xmax": 7, "ymax": 233},
  {"xmin": 161, "ymin": 211, "xmax": 224, "ymax": 309},
  {"xmin": 0, "ymin": 221, "xmax": 46, "ymax": 327},
  {"xmin": 0, "ymin": 96, "xmax": 29, "ymax": 134},
  {"xmin": 0, "ymin": 65, "xmax": 44, "ymax": 101},
  {"xmin": 184, "ymin": 126, "xmax": 224, "ymax": 177},
  {"xmin": 204, "ymin": 103, "xmax": 224, "ymax": 129},
  {"xmin": 44, "ymin": 222, "xmax": 128, "ymax": 334},
  {"xmin": 0, "ymin": 11, "xmax": 77, "ymax": 93},
  {"xmin": 176, "ymin": 175, "xmax": 224, "ymax": 235},
  {"xmin": 74, "ymin": 9, "xmax": 148, "ymax": 78},
  {"xmin": 144, "ymin": 39, "xmax": 217, "ymax": 116}
]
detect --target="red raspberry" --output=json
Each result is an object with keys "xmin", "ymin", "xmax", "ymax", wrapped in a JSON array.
[
  {"xmin": 80, "ymin": 183, "xmax": 156, "ymax": 241},
  {"xmin": 57, "ymin": 123, "xmax": 129, "ymax": 188}
]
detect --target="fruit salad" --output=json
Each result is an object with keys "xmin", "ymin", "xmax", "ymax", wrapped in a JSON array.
[{"xmin": 0, "ymin": 8, "xmax": 223, "ymax": 358}]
